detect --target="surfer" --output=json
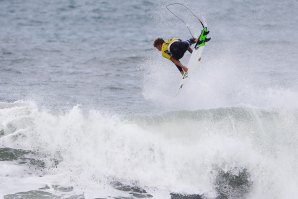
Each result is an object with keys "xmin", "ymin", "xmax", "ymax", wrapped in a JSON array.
[{"xmin": 153, "ymin": 37, "xmax": 196, "ymax": 77}]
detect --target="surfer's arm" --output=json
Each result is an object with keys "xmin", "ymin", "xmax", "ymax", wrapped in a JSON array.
[
  {"xmin": 188, "ymin": 47, "xmax": 193, "ymax": 54},
  {"xmin": 170, "ymin": 57, "xmax": 188, "ymax": 72}
]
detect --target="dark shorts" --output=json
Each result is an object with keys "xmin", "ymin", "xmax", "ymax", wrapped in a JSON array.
[
  {"xmin": 169, "ymin": 41, "xmax": 190, "ymax": 60},
  {"xmin": 170, "ymin": 40, "xmax": 191, "ymax": 73}
]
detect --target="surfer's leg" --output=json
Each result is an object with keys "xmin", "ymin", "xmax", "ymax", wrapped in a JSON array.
[
  {"xmin": 175, "ymin": 64, "xmax": 184, "ymax": 75},
  {"xmin": 186, "ymin": 38, "xmax": 196, "ymax": 45}
]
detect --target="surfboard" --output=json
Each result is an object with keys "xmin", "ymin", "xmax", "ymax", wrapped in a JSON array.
[
  {"xmin": 179, "ymin": 27, "xmax": 210, "ymax": 90},
  {"xmin": 165, "ymin": 3, "xmax": 210, "ymax": 92}
]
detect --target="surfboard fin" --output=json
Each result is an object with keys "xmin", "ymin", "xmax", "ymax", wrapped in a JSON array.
[
  {"xmin": 205, "ymin": 37, "xmax": 211, "ymax": 42},
  {"xmin": 203, "ymin": 29, "xmax": 209, "ymax": 36},
  {"xmin": 195, "ymin": 27, "xmax": 210, "ymax": 49}
]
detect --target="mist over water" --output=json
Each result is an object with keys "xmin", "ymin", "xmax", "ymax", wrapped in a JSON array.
[{"xmin": 0, "ymin": 0, "xmax": 298, "ymax": 199}]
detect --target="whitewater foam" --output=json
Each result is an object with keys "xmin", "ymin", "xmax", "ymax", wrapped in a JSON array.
[{"xmin": 1, "ymin": 102, "xmax": 298, "ymax": 198}]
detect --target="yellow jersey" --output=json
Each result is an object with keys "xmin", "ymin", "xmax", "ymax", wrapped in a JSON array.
[{"xmin": 161, "ymin": 37, "xmax": 179, "ymax": 60}]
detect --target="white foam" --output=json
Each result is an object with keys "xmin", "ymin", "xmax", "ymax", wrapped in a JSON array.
[{"xmin": 1, "ymin": 102, "xmax": 298, "ymax": 198}]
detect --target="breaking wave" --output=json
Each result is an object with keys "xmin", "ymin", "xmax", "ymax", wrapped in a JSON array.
[{"xmin": 1, "ymin": 101, "xmax": 298, "ymax": 198}]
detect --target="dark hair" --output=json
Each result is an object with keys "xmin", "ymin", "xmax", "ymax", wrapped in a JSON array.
[{"xmin": 153, "ymin": 38, "xmax": 165, "ymax": 47}]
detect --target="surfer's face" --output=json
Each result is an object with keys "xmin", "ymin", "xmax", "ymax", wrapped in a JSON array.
[{"xmin": 156, "ymin": 44, "xmax": 162, "ymax": 51}]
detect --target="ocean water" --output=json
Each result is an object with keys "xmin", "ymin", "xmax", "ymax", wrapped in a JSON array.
[{"xmin": 0, "ymin": 0, "xmax": 298, "ymax": 198}]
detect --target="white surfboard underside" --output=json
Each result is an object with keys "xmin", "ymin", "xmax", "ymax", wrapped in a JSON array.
[{"xmin": 179, "ymin": 45, "xmax": 205, "ymax": 89}]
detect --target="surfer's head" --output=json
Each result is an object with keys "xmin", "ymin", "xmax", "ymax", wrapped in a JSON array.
[{"xmin": 153, "ymin": 38, "xmax": 164, "ymax": 51}]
